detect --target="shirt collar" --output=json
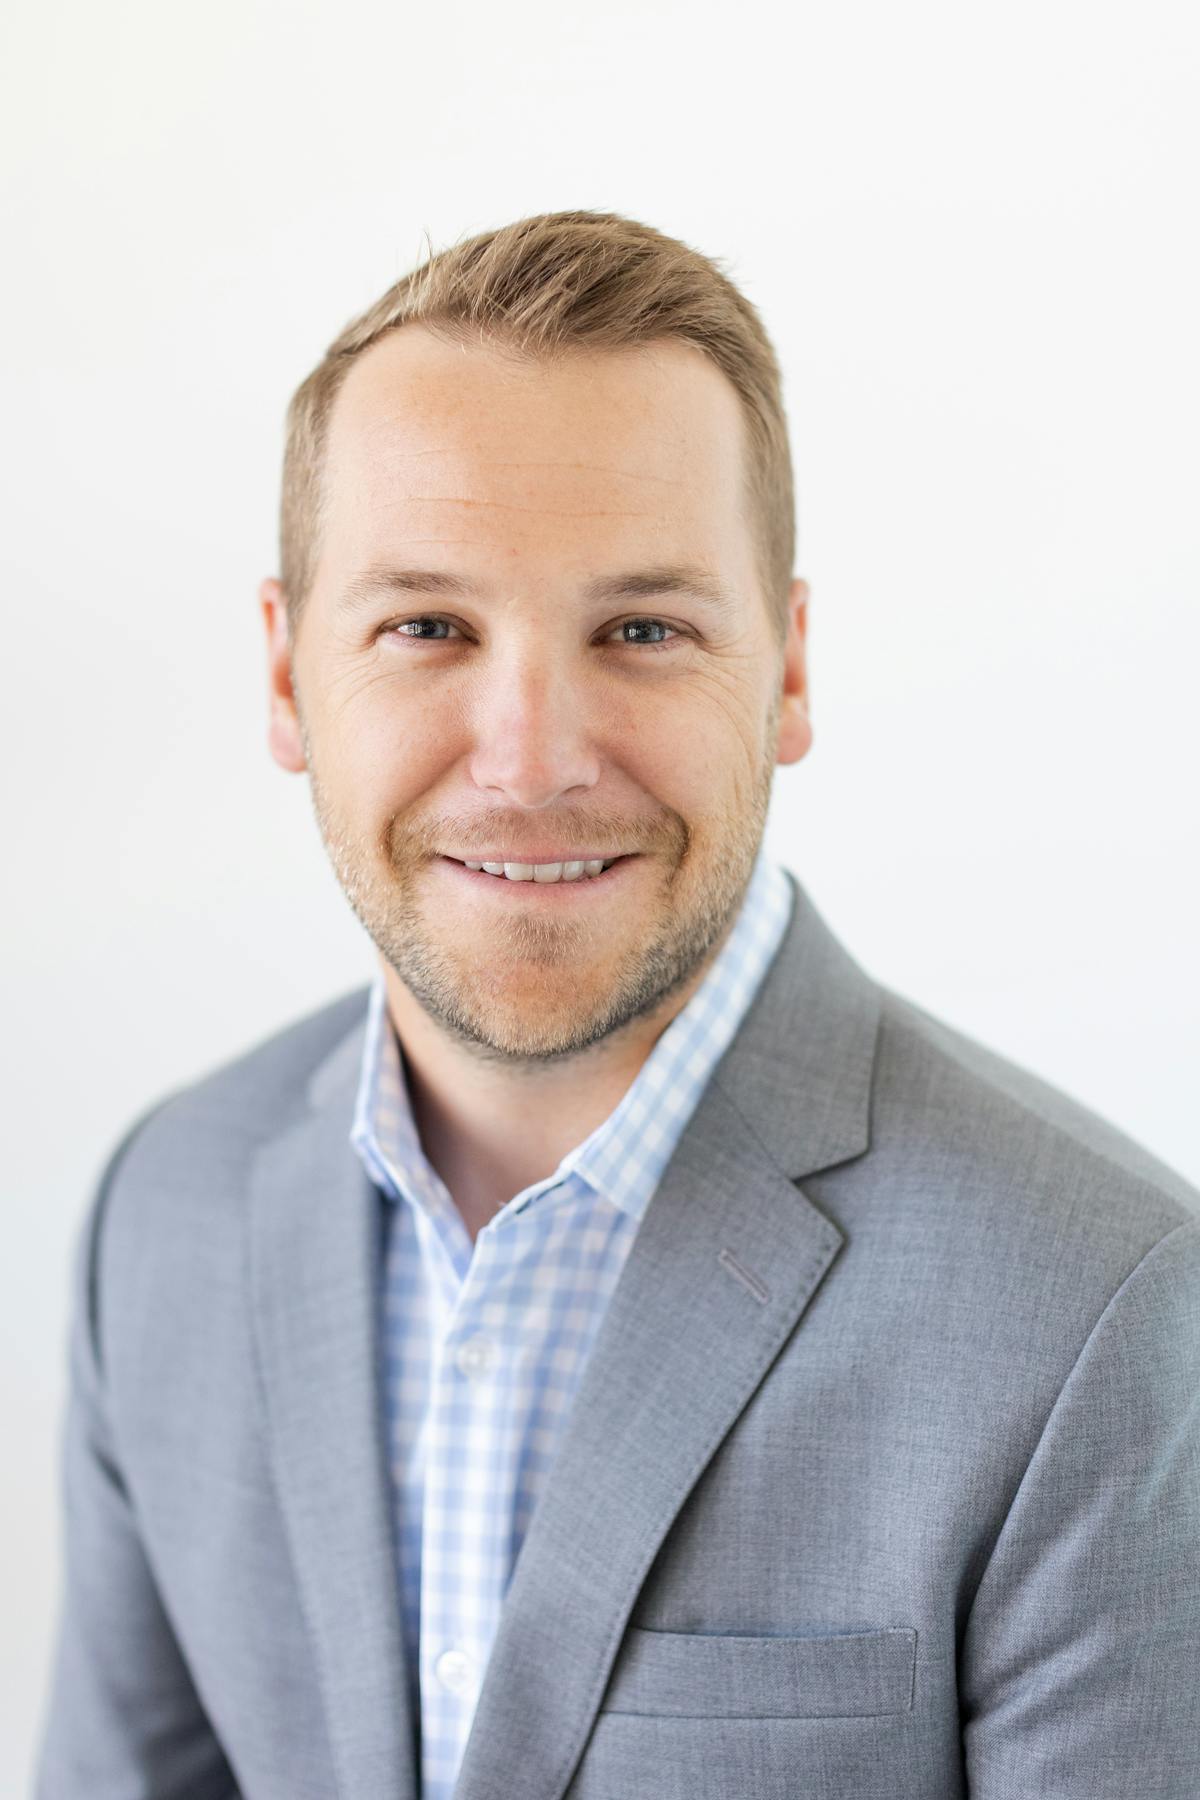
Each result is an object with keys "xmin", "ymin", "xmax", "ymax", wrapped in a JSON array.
[{"xmin": 350, "ymin": 842, "xmax": 795, "ymax": 1227}]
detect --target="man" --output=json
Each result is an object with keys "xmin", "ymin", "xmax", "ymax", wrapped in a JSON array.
[{"xmin": 36, "ymin": 210, "xmax": 1199, "ymax": 1799}]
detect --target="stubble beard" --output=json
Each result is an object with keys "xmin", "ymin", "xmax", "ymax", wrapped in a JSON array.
[{"xmin": 298, "ymin": 709, "xmax": 779, "ymax": 1069}]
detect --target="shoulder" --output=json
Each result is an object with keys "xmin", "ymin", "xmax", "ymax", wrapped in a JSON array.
[
  {"xmin": 65, "ymin": 983, "xmax": 372, "ymax": 1379},
  {"xmin": 852, "ymin": 982, "xmax": 1199, "ymax": 1343},
  {"xmin": 874, "ymin": 983, "xmax": 1197, "ymax": 1214},
  {"xmin": 136, "ymin": 981, "xmax": 370, "ymax": 1151},
  {"xmin": 81, "ymin": 983, "xmax": 372, "ymax": 1245}
]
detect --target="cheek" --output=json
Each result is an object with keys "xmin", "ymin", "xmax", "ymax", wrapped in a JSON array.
[
  {"xmin": 315, "ymin": 684, "xmax": 459, "ymax": 818},
  {"xmin": 629, "ymin": 690, "xmax": 762, "ymax": 796}
]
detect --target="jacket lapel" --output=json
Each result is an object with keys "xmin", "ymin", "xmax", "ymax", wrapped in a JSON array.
[
  {"xmin": 452, "ymin": 871, "xmax": 882, "ymax": 1800},
  {"xmin": 249, "ymin": 1010, "xmax": 419, "ymax": 1800}
]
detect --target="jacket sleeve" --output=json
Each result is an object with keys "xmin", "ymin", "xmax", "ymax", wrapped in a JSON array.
[
  {"xmin": 959, "ymin": 1216, "xmax": 1200, "ymax": 1797},
  {"xmin": 33, "ymin": 1112, "xmax": 243, "ymax": 1800}
]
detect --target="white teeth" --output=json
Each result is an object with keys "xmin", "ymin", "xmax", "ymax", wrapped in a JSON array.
[{"xmin": 460, "ymin": 857, "xmax": 617, "ymax": 883}]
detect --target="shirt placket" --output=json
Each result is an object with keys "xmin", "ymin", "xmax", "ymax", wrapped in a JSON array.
[{"xmin": 417, "ymin": 1211, "xmax": 517, "ymax": 1800}]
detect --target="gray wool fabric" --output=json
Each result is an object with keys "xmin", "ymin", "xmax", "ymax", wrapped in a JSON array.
[{"xmin": 34, "ymin": 870, "xmax": 1200, "ymax": 1798}]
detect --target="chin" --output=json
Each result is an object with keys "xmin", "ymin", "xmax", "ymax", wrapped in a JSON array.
[{"xmin": 466, "ymin": 990, "xmax": 611, "ymax": 1056}]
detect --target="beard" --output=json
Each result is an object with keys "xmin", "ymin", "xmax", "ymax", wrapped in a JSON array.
[{"xmin": 297, "ymin": 695, "xmax": 780, "ymax": 1070}]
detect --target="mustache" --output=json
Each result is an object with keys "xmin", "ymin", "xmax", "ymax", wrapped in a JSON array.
[{"xmin": 400, "ymin": 809, "xmax": 686, "ymax": 862}]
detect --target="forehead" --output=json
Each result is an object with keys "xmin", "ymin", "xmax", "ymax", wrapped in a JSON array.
[{"xmin": 314, "ymin": 325, "xmax": 754, "ymax": 590}]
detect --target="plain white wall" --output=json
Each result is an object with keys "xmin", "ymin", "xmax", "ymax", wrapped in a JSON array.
[{"xmin": 4, "ymin": 0, "xmax": 1197, "ymax": 1784}]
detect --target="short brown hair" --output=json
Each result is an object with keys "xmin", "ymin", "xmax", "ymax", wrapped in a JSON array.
[{"xmin": 278, "ymin": 209, "xmax": 795, "ymax": 645}]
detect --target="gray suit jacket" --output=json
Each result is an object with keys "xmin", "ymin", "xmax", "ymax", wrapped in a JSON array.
[{"xmin": 35, "ymin": 872, "xmax": 1200, "ymax": 1798}]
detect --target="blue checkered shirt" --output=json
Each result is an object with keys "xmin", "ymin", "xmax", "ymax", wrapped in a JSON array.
[{"xmin": 349, "ymin": 846, "xmax": 795, "ymax": 1797}]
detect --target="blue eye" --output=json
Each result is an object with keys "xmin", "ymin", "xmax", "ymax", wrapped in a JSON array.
[
  {"xmin": 390, "ymin": 617, "xmax": 459, "ymax": 641},
  {"xmin": 613, "ymin": 618, "xmax": 678, "ymax": 648},
  {"xmin": 382, "ymin": 615, "xmax": 682, "ymax": 649}
]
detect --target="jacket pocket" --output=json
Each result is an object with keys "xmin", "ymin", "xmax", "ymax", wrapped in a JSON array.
[{"xmin": 601, "ymin": 1625, "xmax": 917, "ymax": 1719}]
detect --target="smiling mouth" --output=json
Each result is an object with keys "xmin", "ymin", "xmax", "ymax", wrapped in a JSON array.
[{"xmin": 444, "ymin": 855, "xmax": 626, "ymax": 884}]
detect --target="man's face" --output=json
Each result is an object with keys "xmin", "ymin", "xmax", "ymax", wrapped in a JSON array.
[{"xmin": 262, "ymin": 326, "xmax": 811, "ymax": 1066}]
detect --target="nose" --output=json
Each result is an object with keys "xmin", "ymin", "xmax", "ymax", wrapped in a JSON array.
[{"xmin": 466, "ymin": 642, "xmax": 603, "ymax": 809}]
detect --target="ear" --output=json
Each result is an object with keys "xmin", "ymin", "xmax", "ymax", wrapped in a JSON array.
[
  {"xmin": 775, "ymin": 577, "xmax": 813, "ymax": 767},
  {"xmin": 260, "ymin": 577, "xmax": 307, "ymax": 773}
]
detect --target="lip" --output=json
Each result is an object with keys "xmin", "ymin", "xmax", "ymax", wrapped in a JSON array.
[
  {"xmin": 441, "ymin": 852, "xmax": 628, "ymax": 867},
  {"xmin": 435, "ymin": 853, "xmax": 640, "ymax": 897}
]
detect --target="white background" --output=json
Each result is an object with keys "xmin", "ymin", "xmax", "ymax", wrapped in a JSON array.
[{"xmin": 3, "ymin": 0, "xmax": 1197, "ymax": 1785}]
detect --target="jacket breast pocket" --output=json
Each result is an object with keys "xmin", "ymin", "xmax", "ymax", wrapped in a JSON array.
[{"xmin": 601, "ymin": 1624, "xmax": 917, "ymax": 1719}]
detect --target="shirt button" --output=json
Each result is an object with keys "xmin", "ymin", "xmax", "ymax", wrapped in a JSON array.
[
  {"xmin": 454, "ymin": 1334, "xmax": 494, "ymax": 1379},
  {"xmin": 435, "ymin": 1647, "xmax": 475, "ymax": 1695}
]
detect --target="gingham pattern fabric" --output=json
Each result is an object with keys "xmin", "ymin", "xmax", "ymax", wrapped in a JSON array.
[{"xmin": 349, "ymin": 845, "xmax": 794, "ymax": 1798}]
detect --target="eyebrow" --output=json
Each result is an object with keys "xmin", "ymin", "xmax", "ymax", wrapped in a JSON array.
[{"xmin": 335, "ymin": 563, "xmax": 742, "ymax": 620}]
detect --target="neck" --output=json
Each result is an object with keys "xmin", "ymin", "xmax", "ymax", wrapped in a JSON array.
[{"xmin": 378, "ymin": 954, "xmax": 717, "ymax": 1239}]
